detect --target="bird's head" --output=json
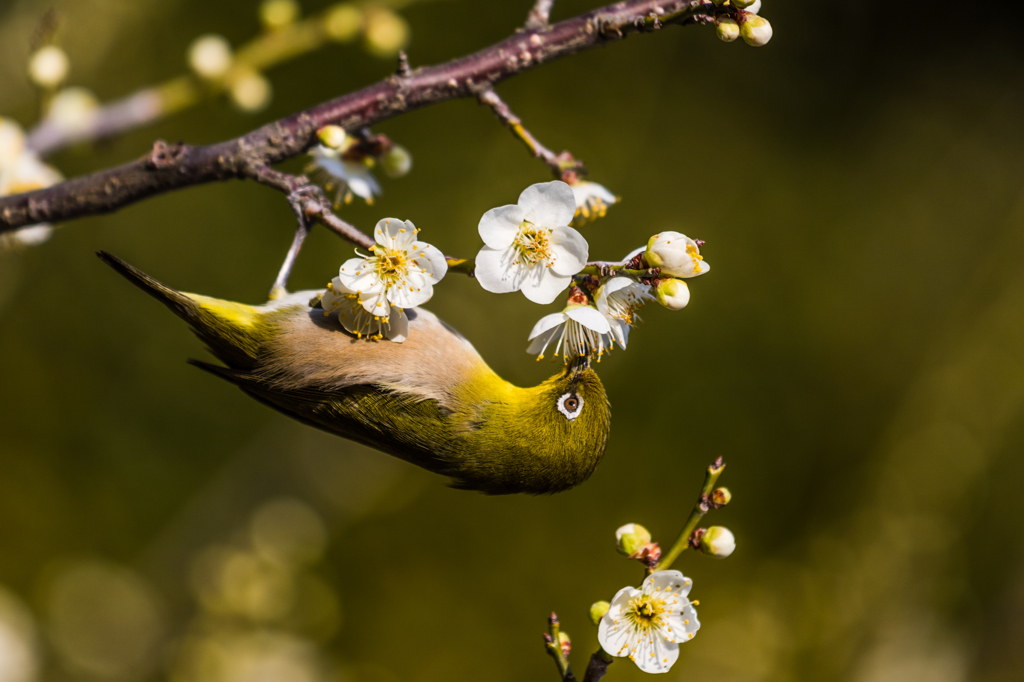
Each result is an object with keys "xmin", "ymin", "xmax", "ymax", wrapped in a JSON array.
[{"xmin": 449, "ymin": 356, "xmax": 611, "ymax": 495}]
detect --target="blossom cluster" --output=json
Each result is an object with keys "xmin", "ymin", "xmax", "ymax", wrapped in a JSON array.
[
  {"xmin": 475, "ymin": 180, "xmax": 709, "ymax": 362},
  {"xmin": 317, "ymin": 179, "xmax": 708, "ymax": 351},
  {"xmin": 0, "ymin": 118, "xmax": 63, "ymax": 251}
]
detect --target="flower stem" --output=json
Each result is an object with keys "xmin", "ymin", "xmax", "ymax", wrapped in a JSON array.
[
  {"xmin": 545, "ymin": 613, "xmax": 576, "ymax": 681},
  {"xmin": 445, "ymin": 257, "xmax": 475, "ymax": 276},
  {"xmin": 653, "ymin": 457, "xmax": 726, "ymax": 572},
  {"xmin": 582, "ymin": 649, "xmax": 614, "ymax": 682}
]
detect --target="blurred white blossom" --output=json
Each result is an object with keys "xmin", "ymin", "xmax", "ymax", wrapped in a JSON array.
[
  {"xmin": 28, "ymin": 46, "xmax": 69, "ymax": 88},
  {"xmin": 309, "ymin": 145, "xmax": 381, "ymax": 204}
]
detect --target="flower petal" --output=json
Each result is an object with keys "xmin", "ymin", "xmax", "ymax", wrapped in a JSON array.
[
  {"xmin": 475, "ymin": 245, "xmax": 526, "ymax": 294},
  {"xmin": 408, "ymin": 242, "xmax": 448, "ymax": 283},
  {"xmin": 548, "ymin": 226, "xmax": 589, "ymax": 276},
  {"xmin": 519, "ymin": 269, "xmax": 572, "ymax": 305},
  {"xmin": 564, "ymin": 305, "xmax": 611, "ymax": 334},
  {"xmin": 643, "ymin": 570, "xmax": 690, "ymax": 597},
  {"xmin": 528, "ymin": 312, "xmax": 568, "ymax": 341},
  {"xmin": 337, "ymin": 257, "xmax": 383, "ymax": 293},
  {"xmin": 386, "ymin": 308, "xmax": 409, "ymax": 343},
  {"xmin": 526, "ymin": 326, "xmax": 560, "ymax": 356},
  {"xmin": 478, "ymin": 204, "xmax": 526, "ymax": 249},
  {"xmin": 598, "ymin": 586, "xmax": 642, "ymax": 658},
  {"xmin": 387, "ymin": 279, "xmax": 433, "ymax": 309},
  {"xmin": 374, "ymin": 218, "xmax": 414, "ymax": 249},
  {"xmin": 519, "ymin": 181, "xmax": 576, "ymax": 228},
  {"xmin": 606, "ymin": 317, "xmax": 629, "ymax": 349},
  {"xmin": 361, "ymin": 288, "xmax": 391, "ymax": 317}
]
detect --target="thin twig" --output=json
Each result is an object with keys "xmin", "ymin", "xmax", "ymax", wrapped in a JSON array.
[
  {"xmin": 526, "ymin": 0, "xmax": 556, "ymax": 30},
  {"xmin": 268, "ymin": 188, "xmax": 317, "ymax": 299},
  {"xmin": 544, "ymin": 612, "xmax": 577, "ymax": 681},
  {"xmin": 0, "ymin": 0, "xmax": 708, "ymax": 234},
  {"xmin": 478, "ymin": 89, "xmax": 578, "ymax": 179},
  {"xmin": 653, "ymin": 457, "xmax": 726, "ymax": 572}
]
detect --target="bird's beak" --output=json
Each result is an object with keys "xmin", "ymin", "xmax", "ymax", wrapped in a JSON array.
[{"xmin": 568, "ymin": 355, "xmax": 591, "ymax": 379}]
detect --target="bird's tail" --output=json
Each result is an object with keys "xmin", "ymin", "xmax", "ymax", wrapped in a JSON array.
[{"xmin": 97, "ymin": 251, "xmax": 263, "ymax": 369}]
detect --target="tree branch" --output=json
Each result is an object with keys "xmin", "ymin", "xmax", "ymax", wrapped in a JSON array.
[
  {"xmin": 0, "ymin": 0, "xmax": 707, "ymax": 234},
  {"xmin": 582, "ymin": 650, "xmax": 614, "ymax": 682},
  {"xmin": 478, "ymin": 89, "xmax": 580, "ymax": 179},
  {"xmin": 653, "ymin": 456, "xmax": 726, "ymax": 572}
]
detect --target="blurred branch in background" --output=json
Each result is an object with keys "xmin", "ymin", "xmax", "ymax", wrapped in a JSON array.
[{"xmin": 25, "ymin": 0, "xmax": 423, "ymax": 156}]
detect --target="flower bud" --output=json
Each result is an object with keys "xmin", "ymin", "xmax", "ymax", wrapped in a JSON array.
[
  {"xmin": 716, "ymin": 18, "xmax": 739, "ymax": 43},
  {"xmin": 317, "ymin": 125, "xmax": 348, "ymax": 149},
  {"xmin": 710, "ymin": 487, "xmax": 732, "ymax": 507},
  {"xmin": 589, "ymin": 601, "xmax": 610, "ymax": 625},
  {"xmin": 698, "ymin": 526, "xmax": 736, "ymax": 558},
  {"xmin": 260, "ymin": 0, "xmax": 300, "ymax": 30},
  {"xmin": 230, "ymin": 70, "xmax": 272, "ymax": 112},
  {"xmin": 28, "ymin": 46, "xmax": 69, "ymax": 88},
  {"xmin": 558, "ymin": 631, "xmax": 571, "ymax": 657},
  {"xmin": 645, "ymin": 231, "xmax": 709, "ymax": 278},
  {"xmin": 363, "ymin": 8, "xmax": 409, "ymax": 58},
  {"xmin": 741, "ymin": 16, "xmax": 773, "ymax": 47},
  {"xmin": 615, "ymin": 523, "xmax": 652, "ymax": 557},
  {"xmin": 325, "ymin": 4, "xmax": 362, "ymax": 42},
  {"xmin": 745, "ymin": 0, "xmax": 762, "ymax": 14},
  {"xmin": 380, "ymin": 144, "xmax": 412, "ymax": 178},
  {"xmin": 732, "ymin": 0, "xmax": 757, "ymax": 7},
  {"xmin": 653, "ymin": 278, "xmax": 690, "ymax": 311},
  {"xmin": 188, "ymin": 34, "xmax": 233, "ymax": 80}
]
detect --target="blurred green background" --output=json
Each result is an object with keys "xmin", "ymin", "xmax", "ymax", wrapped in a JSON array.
[{"xmin": 3, "ymin": 1, "xmax": 1024, "ymax": 681}]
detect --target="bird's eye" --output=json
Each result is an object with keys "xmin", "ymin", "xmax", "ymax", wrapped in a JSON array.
[{"xmin": 557, "ymin": 392, "xmax": 584, "ymax": 421}]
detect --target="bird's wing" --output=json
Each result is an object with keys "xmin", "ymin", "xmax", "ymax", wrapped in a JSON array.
[
  {"xmin": 259, "ymin": 304, "xmax": 499, "ymax": 411},
  {"xmin": 189, "ymin": 358, "xmax": 459, "ymax": 473}
]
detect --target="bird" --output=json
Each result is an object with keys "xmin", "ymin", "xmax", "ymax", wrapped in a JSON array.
[{"xmin": 97, "ymin": 251, "xmax": 611, "ymax": 495}]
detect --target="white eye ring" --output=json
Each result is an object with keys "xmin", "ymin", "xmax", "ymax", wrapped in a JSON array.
[{"xmin": 557, "ymin": 392, "xmax": 584, "ymax": 421}]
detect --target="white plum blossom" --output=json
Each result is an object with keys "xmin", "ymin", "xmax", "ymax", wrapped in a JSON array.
[
  {"xmin": 526, "ymin": 304, "xmax": 612, "ymax": 361},
  {"xmin": 645, "ymin": 231, "xmax": 710, "ymax": 279},
  {"xmin": 598, "ymin": 570, "xmax": 700, "ymax": 674},
  {"xmin": 309, "ymin": 145, "xmax": 381, "ymax": 204},
  {"xmin": 320, "ymin": 276, "xmax": 409, "ymax": 342},
  {"xmin": 337, "ymin": 218, "xmax": 447, "ymax": 327},
  {"xmin": 569, "ymin": 180, "xmax": 617, "ymax": 226},
  {"xmin": 476, "ymin": 181, "xmax": 589, "ymax": 304},
  {"xmin": 596, "ymin": 277, "xmax": 652, "ymax": 350}
]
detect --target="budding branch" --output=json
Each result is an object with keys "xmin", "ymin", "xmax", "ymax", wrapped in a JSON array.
[{"xmin": 0, "ymin": 0, "xmax": 707, "ymax": 235}]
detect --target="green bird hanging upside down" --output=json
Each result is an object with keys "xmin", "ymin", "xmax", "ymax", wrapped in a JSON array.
[{"xmin": 97, "ymin": 251, "xmax": 610, "ymax": 495}]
